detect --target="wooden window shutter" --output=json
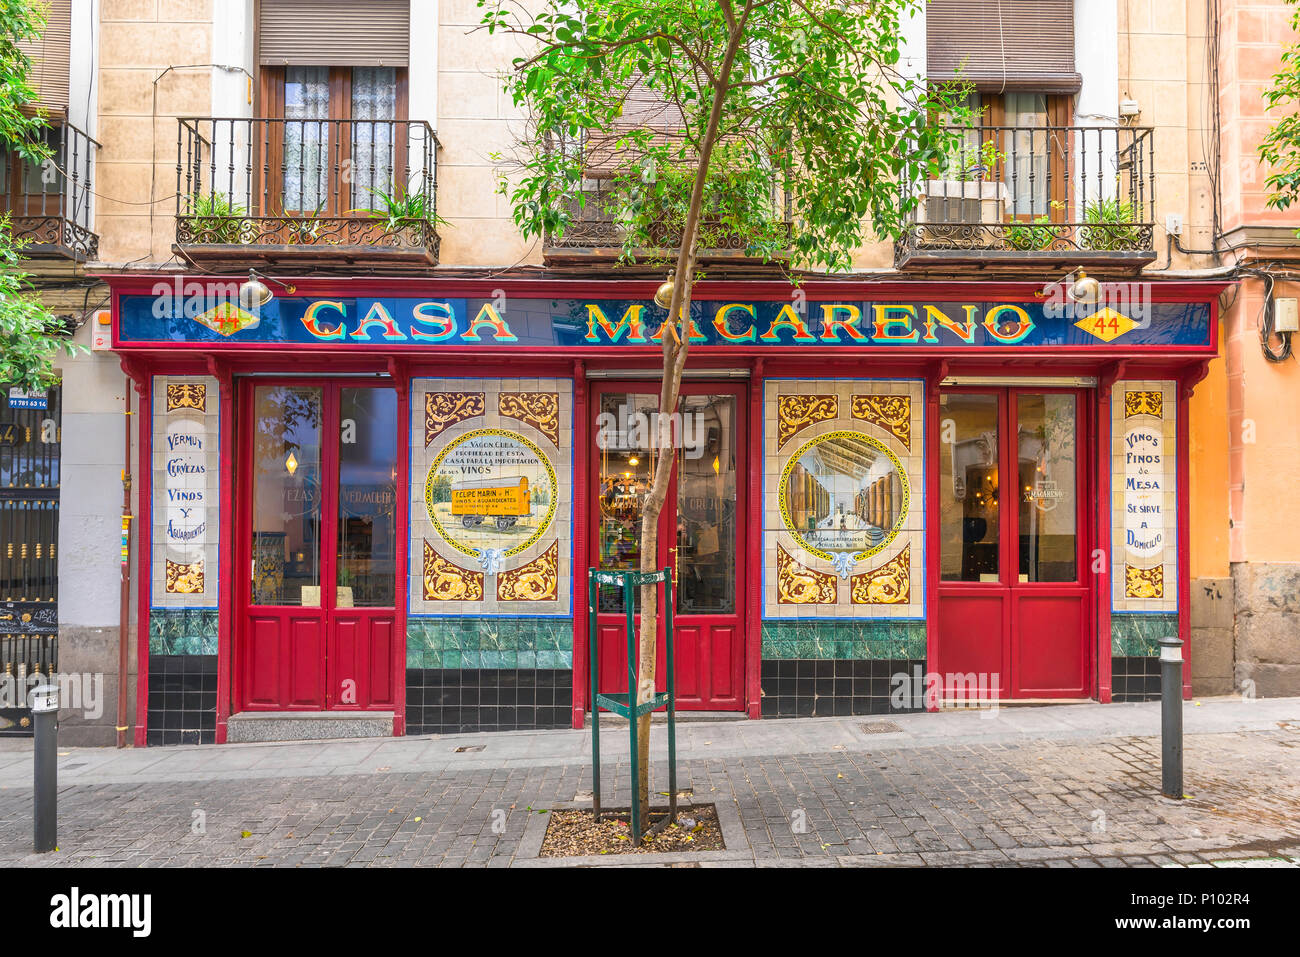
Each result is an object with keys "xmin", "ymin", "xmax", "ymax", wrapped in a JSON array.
[
  {"xmin": 258, "ymin": 0, "xmax": 410, "ymax": 67},
  {"xmin": 17, "ymin": 0, "xmax": 71, "ymax": 113},
  {"xmin": 927, "ymin": 0, "xmax": 1080, "ymax": 94},
  {"xmin": 585, "ymin": 77, "xmax": 685, "ymax": 176}
]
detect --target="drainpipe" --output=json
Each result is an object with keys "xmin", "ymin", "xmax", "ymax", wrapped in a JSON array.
[{"xmin": 118, "ymin": 379, "xmax": 133, "ymax": 748}]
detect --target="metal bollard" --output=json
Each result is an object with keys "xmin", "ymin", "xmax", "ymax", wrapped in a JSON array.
[
  {"xmin": 1158, "ymin": 637, "xmax": 1183, "ymax": 800},
  {"xmin": 30, "ymin": 684, "xmax": 59, "ymax": 853}
]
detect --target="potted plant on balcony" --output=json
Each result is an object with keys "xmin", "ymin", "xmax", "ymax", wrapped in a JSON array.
[
  {"xmin": 184, "ymin": 192, "xmax": 247, "ymax": 244},
  {"xmin": 620, "ymin": 141, "xmax": 788, "ymax": 259},
  {"xmin": 919, "ymin": 137, "xmax": 1008, "ymax": 245},
  {"xmin": 1002, "ymin": 201, "xmax": 1066, "ymax": 251},
  {"xmin": 1077, "ymin": 197, "xmax": 1143, "ymax": 251},
  {"xmin": 280, "ymin": 199, "xmax": 327, "ymax": 245},
  {"xmin": 352, "ymin": 178, "xmax": 440, "ymax": 247}
]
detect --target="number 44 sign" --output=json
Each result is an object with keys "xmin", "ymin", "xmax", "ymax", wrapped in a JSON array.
[{"xmin": 1075, "ymin": 307, "xmax": 1140, "ymax": 343}]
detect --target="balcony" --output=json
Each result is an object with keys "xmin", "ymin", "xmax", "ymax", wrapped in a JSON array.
[
  {"xmin": 174, "ymin": 117, "xmax": 440, "ymax": 272},
  {"xmin": 1, "ymin": 118, "xmax": 99, "ymax": 261},
  {"xmin": 896, "ymin": 125, "xmax": 1156, "ymax": 272},
  {"xmin": 542, "ymin": 134, "xmax": 793, "ymax": 268}
]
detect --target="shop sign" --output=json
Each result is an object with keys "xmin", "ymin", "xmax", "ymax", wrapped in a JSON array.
[
  {"xmin": 117, "ymin": 295, "xmax": 1213, "ymax": 350},
  {"xmin": 1123, "ymin": 427, "xmax": 1165, "ymax": 558},
  {"xmin": 7, "ymin": 387, "xmax": 47, "ymax": 410}
]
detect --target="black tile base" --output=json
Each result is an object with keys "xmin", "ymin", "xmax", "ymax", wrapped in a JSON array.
[
  {"xmin": 760, "ymin": 658, "xmax": 927, "ymax": 717},
  {"xmin": 406, "ymin": 668, "xmax": 573, "ymax": 734},
  {"xmin": 146, "ymin": 654, "xmax": 217, "ymax": 746},
  {"xmin": 1111, "ymin": 655, "xmax": 1162, "ymax": 702}
]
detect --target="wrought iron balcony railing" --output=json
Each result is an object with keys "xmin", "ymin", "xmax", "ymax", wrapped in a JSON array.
[
  {"xmin": 896, "ymin": 124, "xmax": 1156, "ymax": 268},
  {"xmin": 545, "ymin": 175, "xmax": 794, "ymax": 262},
  {"xmin": 175, "ymin": 117, "xmax": 440, "ymax": 266},
  {"xmin": 1, "ymin": 117, "xmax": 99, "ymax": 261},
  {"xmin": 542, "ymin": 133, "xmax": 794, "ymax": 264}
]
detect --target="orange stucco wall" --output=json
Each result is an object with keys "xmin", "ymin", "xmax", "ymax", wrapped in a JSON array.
[
  {"xmin": 1190, "ymin": 323, "xmax": 1231, "ymax": 579},
  {"xmin": 1225, "ymin": 277, "xmax": 1300, "ymax": 564}
]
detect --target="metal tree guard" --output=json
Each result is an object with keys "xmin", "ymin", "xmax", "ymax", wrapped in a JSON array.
[{"xmin": 587, "ymin": 567, "xmax": 678, "ymax": 845}]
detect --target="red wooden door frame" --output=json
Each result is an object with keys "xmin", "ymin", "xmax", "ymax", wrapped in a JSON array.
[
  {"xmin": 1005, "ymin": 387, "xmax": 1092, "ymax": 698},
  {"xmin": 587, "ymin": 379, "xmax": 748, "ymax": 711},
  {"xmin": 672, "ymin": 379, "xmax": 747, "ymax": 710},
  {"xmin": 933, "ymin": 385, "xmax": 1092, "ymax": 700},
  {"xmin": 233, "ymin": 377, "xmax": 399, "ymax": 713}
]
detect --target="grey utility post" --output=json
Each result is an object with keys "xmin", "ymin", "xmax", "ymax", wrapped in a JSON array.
[
  {"xmin": 30, "ymin": 684, "xmax": 59, "ymax": 853},
  {"xmin": 1158, "ymin": 637, "xmax": 1184, "ymax": 800}
]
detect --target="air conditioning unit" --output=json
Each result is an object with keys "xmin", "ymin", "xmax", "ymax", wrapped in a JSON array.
[{"xmin": 916, "ymin": 180, "xmax": 1008, "ymax": 246}]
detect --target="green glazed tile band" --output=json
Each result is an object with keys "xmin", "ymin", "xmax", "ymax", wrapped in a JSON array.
[
  {"xmin": 1111, "ymin": 613, "xmax": 1179, "ymax": 657},
  {"xmin": 406, "ymin": 616, "xmax": 574, "ymax": 669},
  {"xmin": 761, "ymin": 619, "xmax": 926, "ymax": 660}
]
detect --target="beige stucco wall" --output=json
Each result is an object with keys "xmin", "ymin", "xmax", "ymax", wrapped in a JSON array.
[
  {"xmin": 1119, "ymin": 0, "xmax": 1218, "ymax": 267},
  {"xmin": 1217, "ymin": 0, "xmax": 1300, "ymax": 566},
  {"xmin": 94, "ymin": 0, "xmax": 214, "ymax": 265},
  {"xmin": 79, "ymin": 1, "xmax": 1232, "ymax": 273},
  {"xmin": 437, "ymin": 0, "xmax": 538, "ymax": 267}
]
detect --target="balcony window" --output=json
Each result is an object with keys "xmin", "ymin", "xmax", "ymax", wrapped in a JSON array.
[
  {"xmin": 899, "ymin": 113, "xmax": 1156, "ymax": 268},
  {"xmin": 265, "ymin": 65, "xmax": 405, "ymax": 216},
  {"xmin": 1002, "ymin": 93, "xmax": 1051, "ymax": 217},
  {"xmin": 171, "ymin": 0, "xmax": 436, "ymax": 268},
  {"xmin": 1, "ymin": 120, "xmax": 98, "ymax": 261}
]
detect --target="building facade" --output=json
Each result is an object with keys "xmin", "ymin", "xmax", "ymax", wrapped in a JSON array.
[{"xmin": 2, "ymin": 0, "xmax": 1295, "ymax": 746}]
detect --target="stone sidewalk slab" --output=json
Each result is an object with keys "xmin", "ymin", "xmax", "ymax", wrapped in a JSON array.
[
  {"xmin": 0, "ymin": 695, "xmax": 1295, "ymax": 789},
  {"xmin": 0, "ymin": 718, "xmax": 1297, "ymax": 868}
]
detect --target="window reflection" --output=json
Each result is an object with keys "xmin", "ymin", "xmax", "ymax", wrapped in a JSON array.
[
  {"xmin": 337, "ymin": 388, "xmax": 397, "ymax": 607},
  {"xmin": 596, "ymin": 393, "xmax": 657, "ymax": 613},
  {"xmin": 939, "ymin": 393, "xmax": 1000, "ymax": 582},
  {"xmin": 251, "ymin": 386, "xmax": 322, "ymax": 605},
  {"xmin": 675, "ymin": 394, "xmax": 736, "ymax": 614},
  {"xmin": 1017, "ymin": 394, "xmax": 1077, "ymax": 582}
]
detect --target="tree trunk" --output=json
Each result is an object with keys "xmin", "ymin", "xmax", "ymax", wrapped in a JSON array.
[
  {"xmin": 631, "ymin": 10, "xmax": 746, "ymax": 836},
  {"xmin": 633, "ymin": 259, "xmax": 693, "ymax": 832}
]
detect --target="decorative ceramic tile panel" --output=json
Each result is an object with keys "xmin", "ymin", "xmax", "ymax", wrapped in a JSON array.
[
  {"xmin": 1111, "ymin": 379, "xmax": 1177, "ymax": 613},
  {"xmin": 151, "ymin": 376, "xmax": 220, "ymax": 608},
  {"xmin": 409, "ymin": 377, "xmax": 572, "ymax": 617},
  {"xmin": 763, "ymin": 379, "xmax": 925, "ymax": 619}
]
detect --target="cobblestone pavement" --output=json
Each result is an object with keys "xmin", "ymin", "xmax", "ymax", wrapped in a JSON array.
[{"xmin": 1, "ymin": 725, "xmax": 1298, "ymax": 867}]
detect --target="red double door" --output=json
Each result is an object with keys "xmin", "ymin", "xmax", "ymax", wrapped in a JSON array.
[
  {"xmin": 235, "ymin": 381, "xmax": 399, "ymax": 712},
  {"xmin": 934, "ymin": 387, "xmax": 1092, "ymax": 700},
  {"xmin": 591, "ymin": 382, "xmax": 747, "ymax": 710}
]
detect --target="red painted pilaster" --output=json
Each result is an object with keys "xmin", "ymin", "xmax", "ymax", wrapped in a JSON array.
[
  {"xmin": 746, "ymin": 357, "xmax": 765, "ymax": 719},
  {"xmin": 1095, "ymin": 361, "xmax": 1124, "ymax": 704},
  {"xmin": 571, "ymin": 359, "xmax": 588, "ymax": 728},
  {"xmin": 211, "ymin": 360, "xmax": 234, "ymax": 743},
  {"xmin": 128, "ymin": 367, "xmax": 150, "ymax": 747},
  {"xmin": 391, "ymin": 358, "xmax": 410, "ymax": 735},
  {"xmin": 924, "ymin": 360, "xmax": 946, "ymax": 711}
]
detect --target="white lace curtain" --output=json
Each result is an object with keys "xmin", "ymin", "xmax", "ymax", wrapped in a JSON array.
[{"xmin": 281, "ymin": 66, "xmax": 397, "ymax": 213}]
